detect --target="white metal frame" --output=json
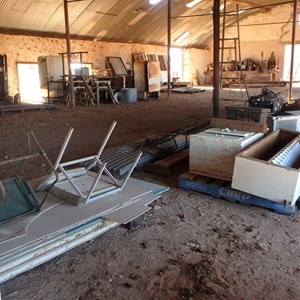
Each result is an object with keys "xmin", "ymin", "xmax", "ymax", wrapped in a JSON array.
[{"xmin": 37, "ymin": 121, "xmax": 142, "ymax": 204}]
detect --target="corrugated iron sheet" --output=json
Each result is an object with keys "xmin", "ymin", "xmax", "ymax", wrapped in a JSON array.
[
  {"xmin": 90, "ymin": 131, "xmax": 189, "ymax": 177},
  {"xmin": 0, "ymin": 0, "xmax": 292, "ymax": 48}
]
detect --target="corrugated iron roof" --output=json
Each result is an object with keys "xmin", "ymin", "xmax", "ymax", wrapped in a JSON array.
[{"xmin": 0, "ymin": 0, "xmax": 294, "ymax": 48}]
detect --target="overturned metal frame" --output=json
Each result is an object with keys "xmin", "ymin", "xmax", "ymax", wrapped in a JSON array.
[{"xmin": 40, "ymin": 121, "xmax": 142, "ymax": 204}]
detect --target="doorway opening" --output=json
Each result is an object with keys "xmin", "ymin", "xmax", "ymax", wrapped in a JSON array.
[
  {"xmin": 17, "ymin": 63, "xmax": 43, "ymax": 103},
  {"xmin": 170, "ymin": 48, "xmax": 183, "ymax": 81}
]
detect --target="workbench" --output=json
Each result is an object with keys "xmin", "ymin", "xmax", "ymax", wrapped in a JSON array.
[{"xmin": 204, "ymin": 70, "xmax": 278, "ymax": 85}]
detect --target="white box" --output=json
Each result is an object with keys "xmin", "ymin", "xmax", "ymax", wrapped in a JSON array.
[
  {"xmin": 189, "ymin": 128, "xmax": 263, "ymax": 181},
  {"xmin": 232, "ymin": 129, "xmax": 300, "ymax": 206},
  {"xmin": 267, "ymin": 112, "xmax": 300, "ymax": 132}
]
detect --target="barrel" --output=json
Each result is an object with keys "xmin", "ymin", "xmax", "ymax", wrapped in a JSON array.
[{"xmin": 121, "ymin": 88, "xmax": 137, "ymax": 103}]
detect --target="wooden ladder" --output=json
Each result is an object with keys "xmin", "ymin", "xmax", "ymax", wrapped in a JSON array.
[{"xmin": 220, "ymin": 1, "xmax": 249, "ymax": 102}]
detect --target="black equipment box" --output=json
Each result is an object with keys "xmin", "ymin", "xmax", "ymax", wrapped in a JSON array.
[{"xmin": 248, "ymin": 88, "xmax": 284, "ymax": 113}]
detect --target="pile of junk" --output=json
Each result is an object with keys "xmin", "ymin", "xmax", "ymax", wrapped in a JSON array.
[{"xmin": 0, "ymin": 121, "xmax": 173, "ymax": 284}]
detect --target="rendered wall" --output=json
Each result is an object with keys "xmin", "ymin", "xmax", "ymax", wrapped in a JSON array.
[
  {"xmin": 0, "ymin": 34, "xmax": 210, "ymax": 97},
  {"xmin": 184, "ymin": 48, "xmax": 212, "ymax": 85}
]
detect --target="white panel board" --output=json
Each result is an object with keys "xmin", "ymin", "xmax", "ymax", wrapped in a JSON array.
[{"xmin": 101, "ymin": 193, "xmax": 159, "ymax": 224}]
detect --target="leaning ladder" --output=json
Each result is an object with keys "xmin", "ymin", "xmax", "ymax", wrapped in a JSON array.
[{"xmin": 220, "ymin": 1, "xmax": 249, "ymax": 102}]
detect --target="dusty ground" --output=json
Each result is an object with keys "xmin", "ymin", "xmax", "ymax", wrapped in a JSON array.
[{"xmin": 1, "ymin": 87, "xmax": 300, "ymax": 300}]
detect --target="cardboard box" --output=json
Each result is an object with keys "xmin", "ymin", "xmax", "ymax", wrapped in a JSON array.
[
  {"xmin": 232, "ymin": 129, "xmax": 300, "ymax": 206},
  {"xmin": 189, "ymin": 128, "xmax": 264, "ymax": 181}
]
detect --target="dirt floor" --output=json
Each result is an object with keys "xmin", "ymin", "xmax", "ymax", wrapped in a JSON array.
[{"xmin": 1, "ymin": 87, "xmax": 300, "ymax": 300}]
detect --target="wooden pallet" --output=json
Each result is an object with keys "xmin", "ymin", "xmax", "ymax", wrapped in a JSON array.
[
  {"xmin": 178, "ymin": 172, "xmax": 297, "ymax": 215},
  {"xmin": 0, "ymin": 104, "xmax": 56, "ymax": 115}
]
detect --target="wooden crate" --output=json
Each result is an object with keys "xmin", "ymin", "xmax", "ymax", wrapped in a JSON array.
[
  {"xmin": 189, "ymin": 128, "xmax": 263, "ymax": 181},
  {"xmin": 232, "ymin": 129, "xmax": 300, "ymax": 206}
]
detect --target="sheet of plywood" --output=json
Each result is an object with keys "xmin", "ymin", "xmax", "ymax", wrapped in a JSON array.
[
  {"xmin": 189, "ymin": 131, "xmax": 263, "ymax": 181},
  {"xmin": 0, "ymin": 193, "xmax": 123, "ymax": 254},
  {"xmin": 0, "ymin": 182, "xmax": 154, "ymax": 254},
  {"xmin": 0, "ymin": 175, "xmax": 167, "ymax": 254},
  {"xmin": 127, "ymin": 178, "xmax": 169, "ymax": 195}
]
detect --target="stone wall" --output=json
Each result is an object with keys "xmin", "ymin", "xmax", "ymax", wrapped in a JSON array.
[
  {"xmin": 0, "ymin": 34, "xmax": 210, "ymax": 96},
  {"xmin": 224, "ymin": 3, "xmax": 299, "ymax": 80}
]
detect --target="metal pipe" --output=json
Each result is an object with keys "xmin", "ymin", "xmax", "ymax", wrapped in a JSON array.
[
  {"xmin": 59, "ymin": 155, "xmax": 95, "ymax": 167},
  {"xmin": 288, "ymin": 0, "xmax": 298, "ymax": 104},
  {"xmin": 95, "ymin": 121, "xmax": 117, "ymax": 159},
  {"xmin": 53, "ymin": 127, "xmax": 74, "ymax": 170},
  {"xmin": 35, "ymin": 127, "xmax": 74, "ymax": 192},
  {"xmin": 86, "ymin": 121, "xmax": 117, "ymax": 170},
  {"xmin": 64, "ymin": 0, "xmax": 76, "ymax": 107},
  {"xmin": 212, "ymin": 0, "xmax": 220, "ymax": 118},
  {"xmin": 94, "ymin": 156, "xmax": 121, "ymax": 187},
  {"xmin": 86, "ymin": 162, "xmax": 107, "ymax": 201},
  {"xmin": 220, "ymin": 0, "xmax": 227, "ymax": 89},
  {"xmin": 59, "ymin": 165, "xmax": 85, "ymax": 199},
  {"xmin": 0, "ymin": 153, "xmax": 41, "ymax": 166},
  {"xmin": 120, "ymin": 152, "xmax": 143, "ymax": 190},
  {"xmin": 167, "ymin": 0, "xmax": 171, "ymax": 97},
  {"xmin": 236, "ymin": 21, "xmax": 299, "ymax": 27}
]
